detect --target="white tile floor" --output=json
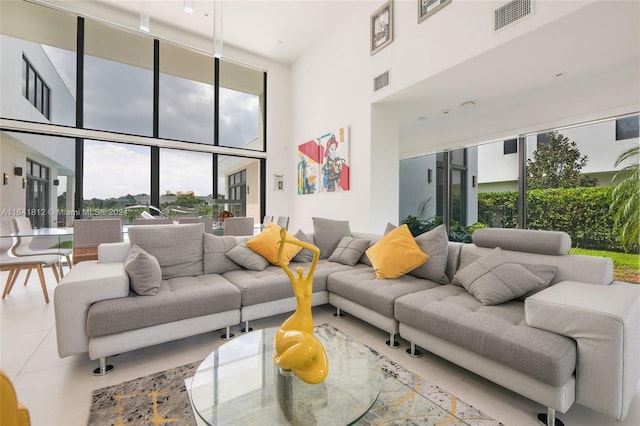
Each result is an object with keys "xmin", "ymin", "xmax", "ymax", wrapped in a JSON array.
[{"xmin": 1, "ymin": 265, "xmax": 639, "ymax": 426}]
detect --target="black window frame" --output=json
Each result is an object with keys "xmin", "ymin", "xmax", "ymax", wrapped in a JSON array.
[{"xmin": 22, "ymin": 54, "xmax": 51, "ymax": 120}]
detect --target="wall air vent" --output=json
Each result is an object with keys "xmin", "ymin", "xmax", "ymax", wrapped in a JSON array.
[
  {"xmin": 373, "ymin": 70, "xmax": 390, "ymax": 92},
  {"xmin": 494, "ymin": 0, "xmax": 533, "ymax": 31}
]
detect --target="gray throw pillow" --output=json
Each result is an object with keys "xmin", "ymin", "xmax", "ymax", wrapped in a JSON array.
[
  {"xmin": 312, "ymin": 217, "xmax": 351, "ymax": 259},
  {"xmin": 408, "ymin": 224, "xmax": 450, "ymax": 284},
  {"xmin": 517, "ymin": 264, "xmax": 558, "ymax": 300},
  {"xmin": 360, "ymin": 223, "xmax": 395, "ymax": 266},
  {"xmin": 125, "ymin": 244, "xmax": 162, "ymax": 296},
  {"xmin": 225, "ymin": 243, "xmax": 269, "ymax": 271},
  {"xmin": 203, "ymin": 234, "xmax": 241, "ymax": 274},
  {"xmin": 452, "ymin": 247, "xmax": 546, "ymax": 305},
  {"xmin": 292, "ymin": 230, "xmax": 315, "ymax": 263},
  {"xmin": 328, "ymin": 236, "xmax": 371, "ymax": 266},
  {"xmin": 128, "ymin": 223, "xmax": 204, "ymax": 279}
]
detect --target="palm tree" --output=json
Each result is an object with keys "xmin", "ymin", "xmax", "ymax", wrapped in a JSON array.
[{"xmin": 610, "ymin": 145, "xmax": 640, "ymax": 252}]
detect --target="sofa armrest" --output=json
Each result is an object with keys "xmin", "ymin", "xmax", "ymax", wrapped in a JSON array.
[
  {"xmin": 53, "ymin": 261, "xmax": 129, "ymax": 357},
  {"xmin": 98, "ymin": 242, "xmax": 131, "ymax": 263},
  {"xmin": 525, "ymin": 281, "xmax": 640, "ymax": 420}
]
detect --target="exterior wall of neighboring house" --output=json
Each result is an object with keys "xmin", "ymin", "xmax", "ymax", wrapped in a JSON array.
[
  {"xmin": 0, "ymin": 35, "xmax": 76, "ymax": 226},
  {"xmin": 477, "ymin": 119, "xmax": 639, "ymax": 191}
]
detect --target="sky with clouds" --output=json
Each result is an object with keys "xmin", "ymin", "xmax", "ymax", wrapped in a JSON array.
[{"xmin": 42, "ymin": 43, "xmax": 259, "ymax": 199}]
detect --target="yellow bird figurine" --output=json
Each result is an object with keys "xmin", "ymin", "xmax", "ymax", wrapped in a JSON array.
[{"xmin": 273, "ymin": 228, "xmax": 329, "ymax": 384}]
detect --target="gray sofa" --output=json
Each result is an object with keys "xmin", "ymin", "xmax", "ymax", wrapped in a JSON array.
[{"xmin": 54, "ymin": 222, "xmax": 640, "ymax": 425}]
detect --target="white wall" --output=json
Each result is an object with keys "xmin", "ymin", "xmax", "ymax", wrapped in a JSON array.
[
  {"xmin": 289, "ymin": 0, "xmax": 637, "ymax": 233},
  {"xmin": 289, "ymin": 5, "xmax": 378, "ymax": 233}
]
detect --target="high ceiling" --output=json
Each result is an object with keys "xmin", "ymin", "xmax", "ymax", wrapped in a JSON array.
[
  {"xmin": 28, "ymin": 0, "xmax": 640, "ymax": 148},
  {"xmin": 88, "ymin": 0, "xmax": 364, "ymax": 65}
]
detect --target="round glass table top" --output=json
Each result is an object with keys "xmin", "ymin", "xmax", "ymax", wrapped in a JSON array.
[{"xmin": 190, "ymin": 326, "xmax": 382, "ymax": 425}]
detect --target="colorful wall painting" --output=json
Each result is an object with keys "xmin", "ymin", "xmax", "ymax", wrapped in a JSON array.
[{"xmin": 297, "ymin": 127, "xmax": 350, "ymax": 195}]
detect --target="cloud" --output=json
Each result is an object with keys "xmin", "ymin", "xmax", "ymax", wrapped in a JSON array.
[
  {"xmin": 83, "ymin": 141, "xmax": 150, "ymax": 199},
  {"xmin": 159, "ymin": 149, "xmax": 213, "ymax": 196}
]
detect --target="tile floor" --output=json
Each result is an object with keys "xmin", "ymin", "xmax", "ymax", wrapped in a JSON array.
[{"xmin": 1, "ymin": 265, "xmax": 639, "ymax": 426}]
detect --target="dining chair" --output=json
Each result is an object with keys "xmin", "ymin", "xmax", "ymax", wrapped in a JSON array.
[
  {"xmin": 133, "ymin": 217, "xmax": 173, "ymax": 225},
  {"xmin": 263, "ymin": 215, "xmax": 274, "ymax": 225},
  {"xmin": 72, "ymin": 218, "xmax": 123, "ymax": 265},
  {"xmin": 276, "ymin": 216, "xmax": 290, "ymax": 230},
  {"xmin": 177, "ymin": 217, "xmax": 214, "ymax": 234},
  {"xmin": 223, "ymin": 217, "xmax": 255, "ymax": 236},
  {"xmin": 1, "ymin": 369, "xmax": 30, "ymax": 426},
  {"xmin": 0, "ymin": 218, "xmax": 60, "ymax": 303},
  {"xmin": 10, "ymin": 216, "xmax": 72, "ymax": 274}
]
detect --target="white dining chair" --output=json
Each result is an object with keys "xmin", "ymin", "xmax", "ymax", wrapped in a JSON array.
[
  {"xmin": 1, "ymin": 217, "xmax": 60, "ymax": 303},
  {"xmin": 11, "ymin": 217, "xmax": 72, "ymax": 274}
]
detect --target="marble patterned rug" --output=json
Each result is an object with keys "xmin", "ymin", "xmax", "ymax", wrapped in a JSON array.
[{"xmin": 88, "ymin": 324, "xmax": 503, "ymax": 426}]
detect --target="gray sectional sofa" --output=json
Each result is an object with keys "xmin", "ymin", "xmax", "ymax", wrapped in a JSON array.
[{"xmin": 53, "ymin": 221, "xmax": 640, "ymax": 425}]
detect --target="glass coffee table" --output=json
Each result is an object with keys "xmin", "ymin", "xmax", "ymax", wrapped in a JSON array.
[{"xmin": 189, "ymin": 326, "xmax": 382, "ymax": 425}]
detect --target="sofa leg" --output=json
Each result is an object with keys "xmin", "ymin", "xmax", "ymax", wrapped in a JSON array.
[
  {"xmin": 241, "ymin": 321, "xmax": 253, "ymax": 333},
  {"xmin": 386, "ymin": 333, "xmax": 400, "ymax": 349},
  {"xmin": 92, "ymin": 357, "xmax": 113, "ymax": 376},
  {"xmin": 334, "ymin": 307, "xmax": 344, "ymax": 318},
  {"xmin": 537, "ymin": 408, "xmax": 564, "ymax": 426},
  {"xmin": 220, "ymin": 326, "xmax": 235, "ymax": 340},
  {"xmin": 405, "ymin": 342, "xmax": 422, "ymax": 358}
]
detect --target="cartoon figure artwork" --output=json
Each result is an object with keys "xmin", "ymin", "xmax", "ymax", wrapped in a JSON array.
[
  {"xmin": 321, "ymin": 133, "xmax": 347, "ymax": 192},
  {"xmin": 297, "ymin": 126, "xmax": 350, "ymax": 195}
]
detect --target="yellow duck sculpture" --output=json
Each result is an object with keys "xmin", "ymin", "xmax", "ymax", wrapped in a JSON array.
[{"xmin": 273, "ymin": 228, "xmax": 329, "ymax": 384}]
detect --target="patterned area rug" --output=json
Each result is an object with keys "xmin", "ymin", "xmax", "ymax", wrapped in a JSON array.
[{"xmin": 88, "ymin": 324, "xmax": 502, "ymax": 425}]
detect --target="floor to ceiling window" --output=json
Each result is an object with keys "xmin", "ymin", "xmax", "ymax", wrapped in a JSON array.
[
  {"xmin": 399, "ymin": 114, "xmax": 639, "ymax": 280},
  {"xmin": 218, "ymin": 60, "xmax": 264, "ymax": 151},
  {"xmin": 0, "ymin": 0, "xmax": 267, "ymax": 227},
  {"xmin": 217, "ymin": 155, "xmax": 261, "ymax": 220},
  {"xmin": 84, "ymin": 20, "xmax": 154, "ymax": 136},
  {"xmin": 159, "ymin": 41, "xmax": 214, "ymax": 145},
  {"xmin": 160, "ymin": 149, "xmax": 213, "ymax": 218}
]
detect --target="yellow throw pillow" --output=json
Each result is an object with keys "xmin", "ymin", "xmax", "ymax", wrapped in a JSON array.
[
  {"xmin": 365, "ymin": 224, "xmax": 429, "ymax": 279},
  {"xmin": 247, "ymin": 222, "xmax": 303, "ymax": 265}
]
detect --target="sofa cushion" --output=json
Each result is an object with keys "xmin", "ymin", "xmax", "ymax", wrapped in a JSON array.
[
  {"xmin": 408, "ymin": 224, "xmax": 450, "ymax": 284},
  {"xmin": 365, "ymin": 224, "xmax": 428, "ymax": 279},
  {"xmin": 124, "ymin": 245, "xmax": 162, "ymax": 296},
  {"xmin": 394, "ymin": 286, "xmax": 577, "ymax": 387},
  {"xmin": 328, "ymin": 236, "xmax": 370, "ymax": 266},
  {"xmin": 128, "ymin": 223, "xmax": 204, "ymax": 279},
  {"xmin": 226, "ymin": 243, "xmax": 269, "ymax": 271},
  {"xmin": 203, "ymin": 234, "xmax": 241, "ymax": 274},
  {"xmin": 247, "ymin": 222, "xmax": 302, "ymax": 265},
  {"xmin": 312, "ymin": 217, "xmax": 351, "ymax": 259},
  {"xmin": 452, "ymin": 247, "xmax": 546, "ymax": 305},
  {"xmin": 223, "ymin": 259, "xmax": 361, "ymax": 306},
  {"xmin": 327, "ymin": 268, "xmax": 440, "ymax": 317},
  {"xmin": 472, "ymin": 228, "xmax": 571, "ymax": 255},
  {"xmin": 86, "ymin": 274, "xmax": 241, "ymax": 337},
  {"xmin": 292, "ymin": 229, "xmax": 315, "ymax": 263}
]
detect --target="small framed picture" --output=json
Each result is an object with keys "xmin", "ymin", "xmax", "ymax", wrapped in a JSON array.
[
  {"xmin": 274, "ymin": 174, "xmax": 284, "ymax": 191},
  {"xmin": 418, "ymin": 0, "xmax": 451, "ymax": 23},
  {"xmin": 371, "ymin": 1, "xmax": 393, "ymax": 55}
]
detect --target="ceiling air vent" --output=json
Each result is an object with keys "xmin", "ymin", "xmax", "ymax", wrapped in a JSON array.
[
  {"xmin": 373, "ymin": 71, "xmax": 390, "ymax": 92},
  {"xmin": 494, "ymin": 0, "xmax": 533, "ymax": 31}
]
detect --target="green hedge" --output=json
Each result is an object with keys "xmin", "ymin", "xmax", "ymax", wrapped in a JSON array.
[{"xmin": 478, "ymin": 187, "xmax": 621, "ymax": 251}]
